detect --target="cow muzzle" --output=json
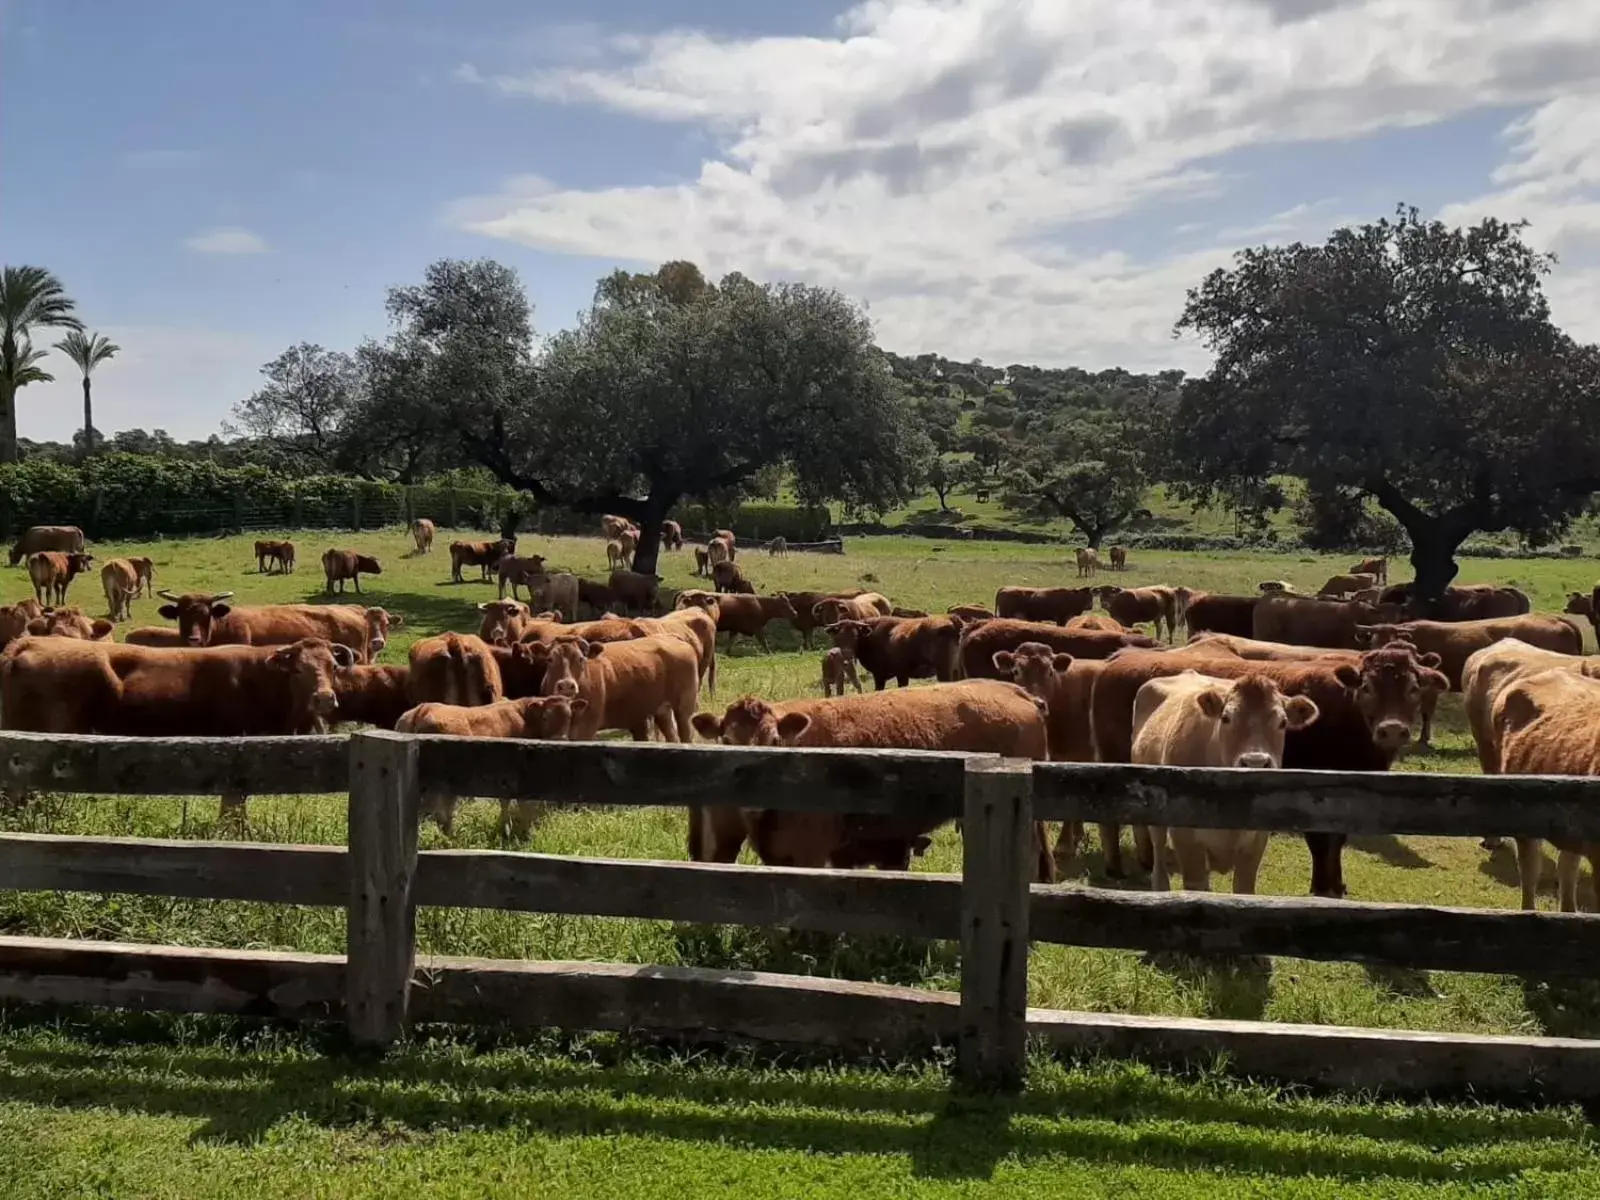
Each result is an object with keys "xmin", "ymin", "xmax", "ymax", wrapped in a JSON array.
[
  {"xmin": 368, "ymin": 637, "xmax": 386, "ymax": 655},
  {"xmin": 1234, "ymin": 752, "xmax": 1276, "ymax": 770},
  {"xmin": 1373, "ymin": 719, "xmax": 1412, "ymax": 751},
  {"xmin": 551, "ymin": 678, "xmax": 579, "ymax": 698},
  {"xmin": 311, "ymin": 689, "xmax": 338, "ymax": 717}
]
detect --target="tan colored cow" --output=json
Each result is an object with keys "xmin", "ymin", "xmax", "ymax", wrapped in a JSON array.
[
  {"xmin": 411, "ymin": 518, "xmax": 436, "ymax": 553},
  {"xmin": 100, "ymin": 558, "xmax": 141, "ymax": 622},
  {"xmin": 1075, "ymin": 547, "xmax": 1100, "ymax": 578}
]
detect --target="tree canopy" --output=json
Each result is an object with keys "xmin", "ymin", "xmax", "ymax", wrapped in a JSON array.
[
  {"xmin": 1172, "ymin": 206, "xmax": 1600, "ymax": 599},
  {"xmin": 0, "ymin": 266, "xmax": 82, "ymax": 463}
]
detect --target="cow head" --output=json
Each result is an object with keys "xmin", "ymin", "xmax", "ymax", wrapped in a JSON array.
[
  {"xmin": 992, "ymin": 641, "xmax": 1074, "ymax": 701},
  {"xmin": 690, "ymin": 696, "xmax": 809, "ymax": 745},
  {"xmin": 1340, "ymin": 645, "xmax": 1448, "ymax": 754},
  {"xmin": 1193, "ymin": 674, "xmax": 1320, "ymax": 769},
  {"xmin": 1094, "ymin": 585, "xmax": 1124, "ymax": 606},
  {"xmin": 267, "ymin": 638, "xmax": 356, "ymax": 732},
  {"xmin": 156, "ymin": 590, "xmax": 236, "ymax": 646},
  {"xmin": 477, "ymin": 599, "xmax": 531, "ymax": 646},
  {"xmin": 364, "ymin": 607, "xmax": 401, "ymax": 654},
  {"xmin": 1566, "ymin": 592, "xmax": 1595, "ymax": 618},
  {"xmin": 496, "ymin": 641, "xmax": 548, "ymax": 694},
  {"xmin": 812, "ymin": 599, "xmax": 846, "ymax": 625},
  {"xmin": 675, "ymin": 590, "xmax": 720, "ymax": 615},
  {"xmin": 356, "ymin": 555, "xmax": 382, "ymax": 575},
  {"xmin": 27, "ymin": 608, "xmax": 115, "ymax": 641},
  {"xmin": 511, "ymin": 694, "xmax": 590, "ymax": 739},
  {"xmin": 530, "ymin": 636, "xmax": 603, "ymax": 699},
  {"xmin": 825, "ymin": 619, "xmax": 871, "ymax": 657},
  {"xmin": 763, "ymin": 594, "xmax": 797, "ymax": 621}
]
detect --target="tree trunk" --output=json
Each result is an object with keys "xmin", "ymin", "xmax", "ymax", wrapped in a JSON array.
[
  {"xmin": 629, "ymin": 490, "xmax": 679, "ymax": 577},
  {"xmin": 0, "ymin": 382, "xmax": 16, "ymax": 465},
  {"xmin": 82, "ymin": 378, "xmax": 93, "ymax": 456},
  {"xmin": 1406, "ymin": 527, "xmax": 1462, "ymax": 615}
]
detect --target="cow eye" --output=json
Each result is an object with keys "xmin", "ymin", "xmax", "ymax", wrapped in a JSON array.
[
  {"xmin": 1278, "ymin": 717, "xmax": 1288, "ymax": 730},
  {"xmin": 1219, "ymin": 714, "xmax": 1231, "ymax": 725}
]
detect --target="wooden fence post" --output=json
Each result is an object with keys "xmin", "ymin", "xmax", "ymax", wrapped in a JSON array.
[
  {"xmin": 959, "ymin": 756, "xmax": 1033, "ymax": 1090},
  {"xmin": 346, "ymin": 729, "xmax": 421, "ymax": 1046}
]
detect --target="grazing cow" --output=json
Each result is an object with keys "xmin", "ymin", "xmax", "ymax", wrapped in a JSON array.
[
  {"xmin": 1351, "ymin": 557, "xmax": 1388, "ymax": 585},
  {"xmin": 9, "ymin": 525, "xmax": 85, "ymax": 566},
  {"xmin": 1091, "ymin": 645, "xmax": 1446, "ymax": 895},
  {"xmin": 26, "ymin": 607, "xmax": 115, "ymax": 641},
  {"xmin": 323, "ymin": 549, "xmax": 381, "ymax": 595},
  {"xmin": 958, "ymin": 618, "xmax": 1156, "ymax": 681},
  {"xmin": 1066, "ymin": 613, "xmax": 1125, "ymax": 633},
  {"xmin": 127, "ymin": 556, "xmax": 155, "ymax": 597},
  {"xmin": 0, "ymin": 599, "xmax": 45, "ymax": 650},
  {"xmin": 1257, "ymin": 580, "xmax": 1294, "ymax": 594},
  {"xmin": 601, "ymin": 515, "xmax": 630, "ymax": 540},
  {"xmin": 497, "ymin": 554, "xmax": 549, "ymax": 601},
  {"xmin": 28, "ymin": 551, "xmax": 92, "ymax": 605},
  {"xmin": 1109, "ymin": 546, "xmax": 1127, "ymax": 571},
  {"xmin": 826, "ymin": 614, "xmax": 966, "ymax": 690},
  {"xmin": 398, "ymin": 694, "xmax": 590, "ymax": 837},
  {"xmin": 775, "ymin": 589, "xmax": 868, "ymax": 649},
  {"xmin": 531, "ymin": 634, "xmax": 700, "ymax": 743},
  {"xmin": 1381, "ymin": 582, "xmax": 1532, "ymax": 620},
  {"xmin": 606, "ymin": 539, "xmax": 628, "ymax": 571},
  {"xmin": 714, "ymin": 528, "xmax": 736, "ymax": 547},
  {"xmin": 661, "ymin": 520, "xmax": 684, "ymax": 551},
  {"xmin": 332, "ymin": 664, "xmax": 413, "ymax": 729},
  {"xmin": 768, "ymin": 536, "xmax": 788, "ymax": 558},
  {"xmin": 255, "ymin": 540, "xmax": 295, "ymax": 574},
  {"xmin": 1134, "ymin": 672, "xmax": 1321, "ymax": 894},
  {"xmin": 693, "ymin": 547, "xmax": 710, "ymax": 577},
  {"xmin": 688, "ymin": 592, "xmax": 796, "ymax": 653},
  {"xmin": 1179, "ymin": 591, "xmax": 1258, "ymax": 638},
  {"xmin": 688, "ymin": 685, "xmax": 1056, "ymax": 881},
  {"xmin": 409, "ymin": 633, "xmax": 504, "ymax": 707},
  {"xmin": 1096, "ymin": 585, "xmax": 1178, "ymax": 642},
  {"xmin": 995, "ymin": 585, "xmax": 1094, "ymax": 625},
  {"xmin": 1075, "ymin": 547, "xmax": 1101, "ymax": 578},
  {"xmin": 1253, "ymin": 594, "xmax": 1400, "ymax": 648},
  {"xmin": 821, "ymin": 646, "xmax": 863, "ymax": 696},
  {"xmin": 450, "ymin": 538, "xmax": 513, "ymax": 583},
  {"xmin": 948, "ymin": 604, "xmax": 996, "ymax": 622},
  {"xmin": 100, "ymin": 557, "xmax": 141, "ymax": 621},
  {"xmin": 1317, "ymin": 572, "xmax": 1379, "ymax": 599},
  {"xmin": 712, "ymin": 560, "xmax": 750, "ymax": 594},
  {"xmin": 1494, "ymin": 666, "xmax": 1600, "ymax": 911},
  {"xmin": 1355, "ymin": 615, "xmax": 1582, "ymax": 690},
  {"xmin": 411, "ymin": 518, "xmax": 436, "ymax": 554},
  {"xmin": 609, "ymin": 569, "xmax": 664, "ymax": 615}
]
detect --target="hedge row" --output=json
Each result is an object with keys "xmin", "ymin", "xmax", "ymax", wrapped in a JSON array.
[{"xmin": 528, "ymin": 501, "xmax": 832, "ymax": 543}]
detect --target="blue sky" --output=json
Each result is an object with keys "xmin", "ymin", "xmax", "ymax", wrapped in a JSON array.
[{"xmin": 4, "ymin": 0, "xmax": 1598, "ymax": 441}]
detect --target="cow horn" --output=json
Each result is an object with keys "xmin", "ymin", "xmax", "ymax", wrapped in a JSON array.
[
  {"xmin": 157, "ymin": 590, "xmax": 178, "ymax": 601},
  {"xmin": 212, "ymin": 591, "xmax": 235, "ymax": 601}
]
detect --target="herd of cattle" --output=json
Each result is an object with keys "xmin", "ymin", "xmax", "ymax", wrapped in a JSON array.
[{"xmin": 4, "ymin": 520, "xmax": 1600, "ymax": 915}]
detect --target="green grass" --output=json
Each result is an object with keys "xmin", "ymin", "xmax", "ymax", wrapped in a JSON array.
[{"xmin": 6, "ymin": 528, "xmax": 1600, "ymax": 1194}]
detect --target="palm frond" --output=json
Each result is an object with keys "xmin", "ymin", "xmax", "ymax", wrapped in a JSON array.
[
  {"xmin": 0, "ymin": 338, "xmax": 55, "ymax": 389},
  {"xmin": 0, "ymin": 265, "xmax": 82, "ymax": 339},
  {"xmin": 55, "ymin": 329, "xmax": 120, "ymax": 375}
]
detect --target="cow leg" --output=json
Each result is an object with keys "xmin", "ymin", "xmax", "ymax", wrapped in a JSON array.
[
  {"xmin": 217, "ymin": 792, "xmax": 249, "ymax": 828},
  {"xmin": 1134, "ymin": 823, "xmax": 1156, "ymax": 873},
  {"xmin": 756, "ymin": 630, "xmax": 769, "ymax": 652},
  {"xmin": 1100, "ymin": 823, "xmax": 1127, "ymax": 877},
  {"xmin": 1032, "ymin": 823, "xmax": 1057, "ymax": 882},
  {"xmin": 1053, "ymin": 820, "xmax": 1082, "ymax": 863},
  {"xmin": 1419, "ymin": 691, "xmax": 1437, "ymax": 748},
  {"xmin": 801, "ymin": 628, "xmax": 813, "ymax": 650},
  {"xmin": 1304, "ymin": 832, "xmax": 1348, "ymax": 898},
  {"xmin": 1516, "ymin": 837, "xmax": 1546, "ymax": 910},
  {"xmin": 1556, "ymin": 848, "xmax": 1583, "ymax": 913},
  {"xmin": 501, "ymin": 799, "xmax": 546, "ymax": 841},
  {"xmin": 1148, "ymin": 827, "xmax": 1172, "ymax": 891},
  {"xmin": 696, "ymin": 806, "xmax": 747, "ymax": 862},
  {"xmin": 422, "ymin": 792, "xmax": 458, "ymax": 837},
  {"xmin": 896, "ymin": 674, "xmax": 909, "ymax": 688},
  {"xmin": 1232, "ymin": 831, "xmax": 1269, "ymax": 896}
]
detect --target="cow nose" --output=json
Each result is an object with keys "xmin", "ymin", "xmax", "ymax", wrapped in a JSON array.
[
  {"xmin": 1235, "ymin": 752, "xmax": 1275, "ymax": 769},
  {"xmin": 312, "ymin": 690, "xmax": 337, "ymax": 714},
  {"xmin": 368, "ymin": 638, "xmax": 385, "ymax": 654},
  {"xmin": 1374, "ymin": 719, "xmax": 1411, "ymax": 749},
  {"xmin": 554, "ymin": 679, "xmax": 579, "ymax": 698}
]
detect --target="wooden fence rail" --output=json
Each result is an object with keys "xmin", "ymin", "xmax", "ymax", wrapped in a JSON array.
[{"xmin": 2, "ymin": 729, "xmax": 1600, "ymax": 1098}]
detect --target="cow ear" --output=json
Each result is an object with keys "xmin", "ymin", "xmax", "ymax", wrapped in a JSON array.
[
  {"xmin": 1052, "ymin": 653, "xmax": 1074, "ymax": 673},
  {"xmin": 568, "ymin": 697, "xmax": 590, "ymax": 716},
  {"xmin": 91, "ymin": 620, "xmax": 114, "ymax": 639},
  {"xmin": 266, "ymin": 647, "xmax": 295, "ymax": 670},
  {"xmin": 992, "ymin": 651, "xmax": 1016, "ymax": 674},
  {"xmin": 1422, "ymin": 667, "xmax": 1450, "ymax": 693},
  {"xmin": 477, "ymin": 603, "xmax": 491, "ymax": 612},
  {"xmin": 24, "ymin": 619, "xmax": 46, "ymax": 635},
  {"xmin": 210, "ymin": 604, "xmax": 232, "ymax": 619},
  {"xmin": 158, "ymin": 605, "xmax": 179, "ymax": 620},
  {"xmin": 1196, "ymin": 689, "xmax": 1228, "ymax": 719},
  {"xmin": 1352, "ymin": 625, "xmax": 1374, "ymax": 646},
  {"xmin": 775, "ymin": 712, "xmax": 811, "ymax": 741},
  {"xmin": 1285, "ymin": 696, "xmax": 1320, "ymax": 731},
  {"xmin": 690, "ymin": 712, "xmax": 723, "ymax": 739},
  {"xmin": 584, "ymin": 641, "xmax": 605, "ymax": 658},
  {"xmin": 1334, "ymin": 664, "xmax": 1362, "ymax": 690},
  {"xmin": 1419, "ymin": 651, "xmax": 1443, "ymax": 668},
  {"xmin": 391, "ymin": 613, "xmax": 405, "ymax": 626}
]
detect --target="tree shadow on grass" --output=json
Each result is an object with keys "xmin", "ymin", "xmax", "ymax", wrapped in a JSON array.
[
  {"xmin": 1350, "ymin": 834, "xmax": 1432, "ymax": 870},
  {"xmin": 670, "ymin": 924, "xmax": 959, "ymax": 991},
  {"xmin": 0, "ymin": 1009, "xmax": 1588, "ymax": 1184},
  {"xmin": 1138, "ymin": 950, "xmax": 1273, "ymax": 1021},
  {"xmin": 1478, "ymin": 842, "xmax": 1558, "ymax": 895}
]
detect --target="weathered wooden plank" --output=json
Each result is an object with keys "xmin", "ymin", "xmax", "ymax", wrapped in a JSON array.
[
  {"xmin": 958, "ymin": 757, "xmax": 1032, "ymax": 1090},
  {"xmin": 412, "ymin": 736, "xmax": 969, "ymax": 815},
  {"xmin": 1034, "ymin": 762, "xmax": 1600, "ymax": 839},
  {"xmin": 1029, "ymin": 886, "xmax": 1600, "ymax": 977},
  {"xmin": 0, "ymin": 935, "xmax": 343, "ymax": 1019},
  {"xmin": 408, "ymin": 957, "xmax": 959, "ymax": 1052},
  {"xmin": 1027, "ymin": 1007, "xmax": 1600, "ymax": 1100},
  {"xmin": 0, "ymin": 833, "xmax": 346, "ymax": 906},
  {"xmin": 414, "ymin": 851, "xmax": 961, "ymax": 938},
  {"xmin": 346, "ymin": 729, "xmax": 420, "ymax": 1045},
  {"xmin": 0, "ymin": 731, "xmax": 348, "ymax": 797}
]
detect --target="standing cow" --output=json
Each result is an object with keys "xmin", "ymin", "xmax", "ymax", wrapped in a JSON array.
[{"xmin": 412, "ymin": 518, "xmax": 436, "ymax": 554}]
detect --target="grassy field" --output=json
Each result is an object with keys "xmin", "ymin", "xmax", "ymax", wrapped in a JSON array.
[{"xmin": 4, "ymin": 527, "xmax": 1600, "ymax": 1195}]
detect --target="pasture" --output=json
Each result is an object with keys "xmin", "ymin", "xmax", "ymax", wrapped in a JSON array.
[{"xmin": 5, "ymin": 528, "xmax": 1600, "ymax": 1193}]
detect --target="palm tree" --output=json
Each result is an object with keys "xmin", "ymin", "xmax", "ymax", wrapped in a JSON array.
[
  {"xmin": 0, "ymin": 266, "xmax": 82, "ymax": 462},
  {"xmin": 56, "ymin": 330, "xmax": 120, "ymax": 456}
]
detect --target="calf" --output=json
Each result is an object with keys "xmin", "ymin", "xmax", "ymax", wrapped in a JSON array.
[
  {"xmin": 606, "ymin": 539, "xmax": 629, "ymax": 571},
  {"xmin": 28, "ymin": 551, "xmax": 92, "ymax": 605},
  {"xmin": 768, "ymin": 536, "xmax": 788, "ymax": 557},
  {"xmin": 609, "ymin": 569, "xmax": 664, "ymax": 615},
  {"xmin": 1351, "ymin": 557, "xmax": 1388, "ymax": 585},
  {"xmin": 821, "ymin": 646, "xmax": 863, "ymax": 696},
  {"xmin": 411, "ymin": 518, "xmax": 436, "ymax": 553},
  {"xmin": 450, "ymin": 538, "xmax": 514, "ymax": 583},
  {"xmin": 1133, "ymin": 672, "xmax": 1320, "ymax": 894},
  {"xmin": 777, "ymin": 589, "xmax": 868, "ymax": 648},
  {"xmin": 323, "ymin": 549, "xmax": 381, "ymax": 595},
  {"xmin": 1096, "ymin": 585, "xmax": 1177, "ymax": 642},
  {"xmin": 693, "ymin": 547, "xmax": 711, "ymax": 576},
  {"xmin": 712, "ymin": 560, "xmax": 750, "ymax": 594},
  {"xmin": 995, "ymin": 585, "xmax": 1093, "ymax": 625},
  {"xmin": 255, "ymin": 540, "xmax": 295, "ymax": 574},
  {"xmin": 100, "ymin": 558, "xmax": 141, "ymax": 622},
  {"xmin": 527, "ymin": 571, "xmax": 579, "ymax": 622}
]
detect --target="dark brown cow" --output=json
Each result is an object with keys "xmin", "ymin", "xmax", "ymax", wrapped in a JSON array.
[
  {"xmin": 1096, "ymin": 585, "xmax": 1178, "ymax": 641},
  {"xmin": 660, "ymin": 519, "xmax": 684, "ymax": 550},
  {"xmin": 681, "ymin": 592, "xmax": 796, "ymax": 652},
  {"xmin": 489, "ymin": 641, "xmax": 549, "ymax": 698},
  {"xmin": 1109, "ymin": 546, "xmax": 1127, "ymax": 571},
  {"xmin": 778, "ymin": 589, "xmax": 869, "ymax": 649},
  {"xmin": 9, "ymin": 525, "xmax": 83, "ymax": 567},
  {"xmin": 28, "ymin": 551, "xmax": 93, "ymax": 605},
  {"xmin": 1252, "ymin": 594, "xmax": 1401, "ymax": 648},
  {"xmin": 1090, "ymin": 645, "xmax": 1446, "ymax": 895},
  {"xmin": 711, "ymin": 560, "xmax": 749, "ymax": 595},
  {"xmin": 1381, "ymin": 582, "xmax": 1532, "ymax": 620},
  {"xmin": 609, "ymin": 569, "xmax": 665, "ymax": 615},
  {"xmin": 1179, "ymin": 591, "xmax": 1258, "ymax": 638},
  {"xmin": 255, "ymin": 540, "xmax": 296, "ymax": 574},
  {"xmin": 496, "ymin": 554, "xmax": 549, "ymax": 601},
  {"xmin": 995, "ymin": 585, "xmax": 1094, "ymax": 624},
  {"xmin": 450, "ymin": 538, "xmax": 514, "ymax": 583},
  {"xmin": 947, "ymin": 603, "xmax": 996, "ymax": 622},
  {"xmin": 957, "ymin": 618, "xmax": 1156, "ymax": 680},
  {"xmin": 826, "ymin": 615, "xmax": 966, "ymax": 689},
  {"xmin": 323, "ymin": 548, "xmax": 382, "ymax": 595},
  {"xmin": 333, "ymin": 664, "xmax": 413, "ymax": 728}
]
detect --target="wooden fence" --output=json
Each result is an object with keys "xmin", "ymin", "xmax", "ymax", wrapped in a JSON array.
[{"xmin": 3, "ymin": 729, "xmax": 1600, "ymax": 1099}]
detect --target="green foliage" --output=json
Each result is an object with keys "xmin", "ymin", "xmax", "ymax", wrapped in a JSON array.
[
  {"xmin": 0, "ymin": 265, "xmax": 83, "ymax": 464},
  {"xmin": 675, "ymin": 501, "xmax": 832, "ymax": 542}
]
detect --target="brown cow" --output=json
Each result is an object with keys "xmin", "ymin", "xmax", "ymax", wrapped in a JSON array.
[
  {"xmin": 1090, "ymin": 645, "xmax": 1446, "ymax": 896},
  {"xmin": 811, "ymin": 593, "xmax": 892, "ymax": 626},
  {"xmin": 1075, "ymin": 547, "xmax": 1100, "ymax": 578},
  {"xmin": 1252, "ymin": 594, "xmax": 1400, "ymax": 648},
  {"xmin": 947, "ymin": 604, "xmax": 996, "ymax": 622},
  {"xmin": 1066, "ymin": 613, "xmax": 1125, "ymax": 633},
  {"xmin": 693, "ymin": 547, "xmax": 711, "ymax": 577},
  {"xmin": 0, "ymin": 599, "xmax": 45, "ymax": 650},
  {"xmin": 606, "ymin": 539, "xmax": 629, "ymax": 571},
  {"xmin": 711, "ymin": 560, "xmax": 750, "ymax": 594},
  {"xmin": 1495, "ymin": 667, "xmax": 1600, "ymax": 911},
  {"xmin": 1564, "ymin": 591, "xmax": 1597, "ymax": 641},
  {"xmin": 821, "ymin": 646, "xmax": 863, "ymax": 696},
  {"xmin": 100, "ymin": 558, "xmax": 141, "ymax": 622},
  {"xmin": 687, "ymin": 592, "xmax": 796, "ymax": 653},
  {"xmin": 661, "ymin": 520, "xmax": 684, "ymax": 550},
  {"xmin": 1355, "ymin": 615, "xmax": 1583, "ymax": 690},
  {"xmin": 601, "ymin": 514, "xmax": 630, "ymax": 540},
  {"xmin": 826, "ymin": 614, "xmax": 966, "ymax": 689},
  {"xmin": 778, "ymin": 589, "xmax": 868, "ymax": 649},
  {"xmin": 1179, "ymin": 591, "xmax": 1258, "ymax": 638},
  {"xmin": 28, "ymin": 551, "xmax": 92, "ymax": 605},
  {"xmin": 478, "ymin": 598, "xmax": 537, "ymax": 646},
  {"xmin": 714, "ymin": 528, "xmax": 736, "ymax": 547},
  {"xmin": 1351, "ymin": 557, "xmax": 1388, "ymax": 584},
  {"xmin": 9, "ymin": 525, "xmax": 84, "ymax": 566},
  {"xmin": 958, "ymin": 618, "xmax": 1156, "ymax": 681},
  {"xmin": 332, "ymin": 664, "xmax": 413, "ymax": 729},
  {"xmin": 497, "ymin": 554, "xmax": 548, "ymax": 601},
  {"xmin": 409, "ymin": 633, "xmax": 504, "ymax": 706},
  {"xmin": 606, "ymin": 607, "xmax": 718, "ymax": 695},
  {"xmin": 995, "ymin": 586, "xmax": 1093, "ymax": 625},
  {"xmin": 1134, "ymin": 672, "xmax": 1321, "ymax": 894},
  {"xmin": 323, "ymin": 549, "xmax": 381, "ymax": 595},
  {"xmin": 609, "ymin": 569, "xmax": 664, "ymax": 615},
  {"xmin": 127, "ymin": 556, "xmax": 155, "ymax": 597},
  {"xmin": 450, "ymin": 538, "xmax": 513, "ymax": 583},
  {"xmin": 1381, "ymin": 582, "xmax": 1532, "ymax": 620},
  {"xmin": 141, "ymin": 592, "xmax": 393, "ymax": 662},
  {"xmin": 616, "ymin": 527, "xmax": 638, "ymax": 567},
  {"xmin": 1096, "ymin": 585, "xmax": 1178, "ymax": 642},
  {"xmin": 25, "ymin": 607, "xmax": 115, "ymax": 642},
  {"xmin": 520, "ymin": 612, "xmax": 647, "ymax": 648},
  {"xmin": 531, "ymin": 634, "xmax": 700, "ymax": 742},
  {"xmin": 1109, "ymin": 546, "xmax": 1127, "ymax": 571},
  {"xmin": 890, "ymin": 606, "xmax": 929, "ymax": 618},
  {"xmin": 706, "ymin": 539, "xmax": 732, "ymax": 571},
  {"xmin": 688, "ymin": 685, "xmax": 1056, "ymax": 882},
  {"xmin": 255, "ymin": 540, "xmax": 295, "ymax": 574},
  {"xmin": 524, "ymin": 571, "xmax": 579, "ymax": 622},
  {"xmin": 411, "ymin": 519, "xmax": 436, "ymax": 554},
  {"xmin": 1317, "ymin": 572, "xmax": 1379, "ymax": 599}
]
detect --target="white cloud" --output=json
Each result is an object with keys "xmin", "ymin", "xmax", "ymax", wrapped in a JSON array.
[
  {"xmin": 18, "ymin": 327, "xmax": 272, "ymax": 443},
  {"xmin": 184, "ymin": 226, "xmax": 271, "ymax": 255},
  {"xmin": 450, "ymin": 0, "xmax": 1600, "ymax": 367}
]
